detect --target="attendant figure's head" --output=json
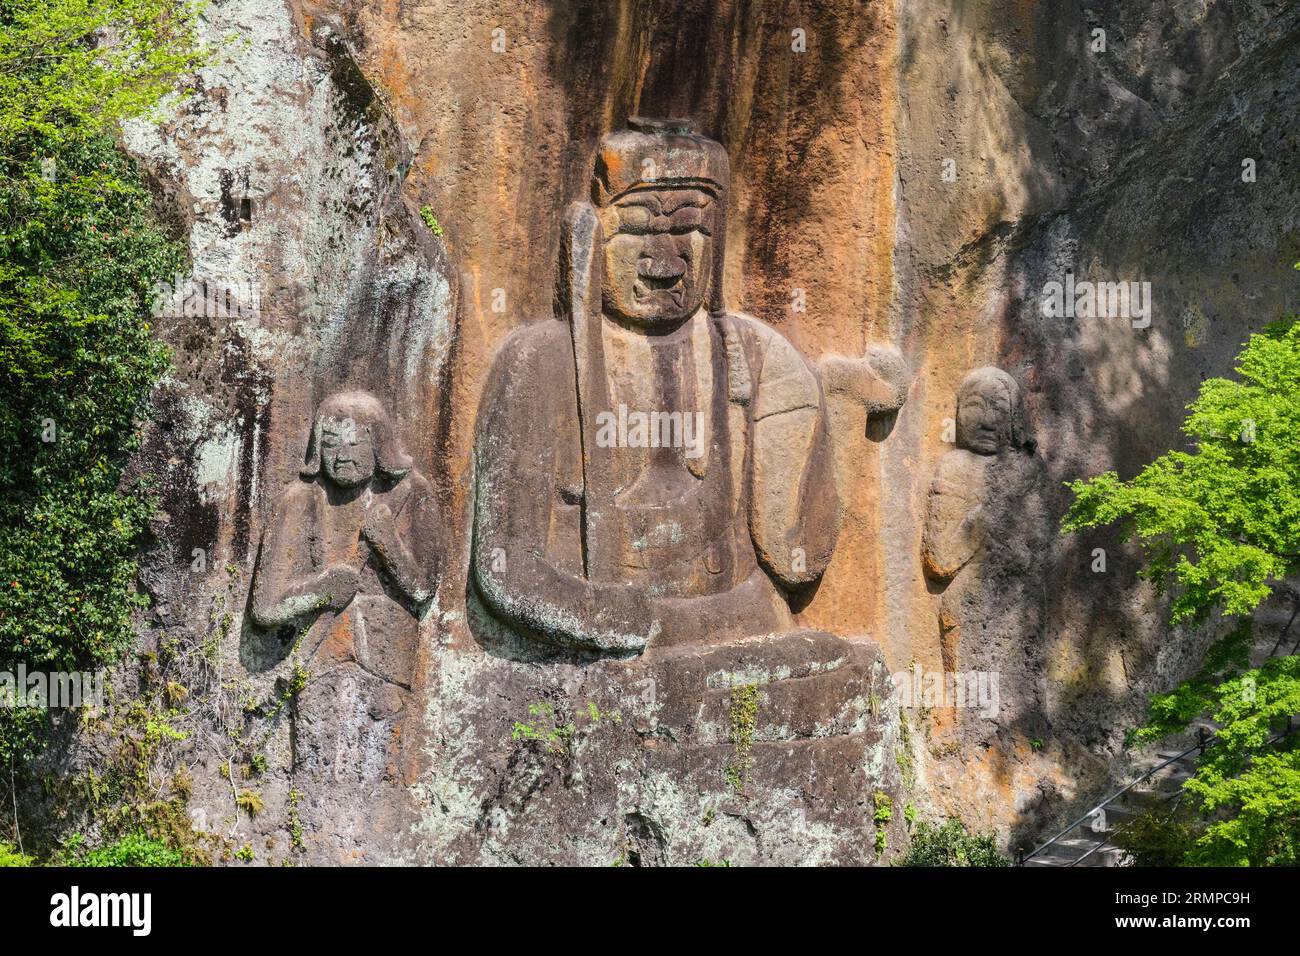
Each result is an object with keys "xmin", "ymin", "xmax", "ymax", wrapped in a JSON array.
[
  {"xmin": 956, "ymin": 367, "xmax": 1032, "ymax": 456},
  {"xmin": 301, "ymin": 390, "xmax": 413, "ymax": 488},
  {"xmin": 592, "ymin": 118, "xmax": 729, "ymax": 331}
]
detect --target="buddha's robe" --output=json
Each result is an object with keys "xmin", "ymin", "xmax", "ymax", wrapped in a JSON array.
[{"xmin": 472, "ymin": 308, "xmax": 840, "ymax": 652}]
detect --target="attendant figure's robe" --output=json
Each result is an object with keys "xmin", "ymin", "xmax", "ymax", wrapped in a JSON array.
[
  {"xmin": 249, "ymin": 469, "xmax": 436, "ymax": 853},
  {"xmin": 922, "ymin": 447, "xmax": 1048, "ymax": 731},
  {"xmin": 252, "ymin": 472, "xmax": 436, "ymax": 690}
]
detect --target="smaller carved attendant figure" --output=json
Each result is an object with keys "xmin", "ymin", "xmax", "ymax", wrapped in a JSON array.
[
  {"xmin": 922, "ymin": 368, "xmax": 1046, "ymax": 721},
  {"xmin": 251, "ymin": 390, "xmax": 436, "ymax": 695}
]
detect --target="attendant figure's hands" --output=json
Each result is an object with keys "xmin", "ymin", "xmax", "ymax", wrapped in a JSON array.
[
  {"xmin": 361, "ymin": 503, "xmax": 398, "ymax": 551},
  {"xmin": 957, "ymin": 504, "xmax": 986, "ymax": 558}
]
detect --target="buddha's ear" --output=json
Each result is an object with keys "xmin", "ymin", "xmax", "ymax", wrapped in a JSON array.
[
  {"xmin": 559, "ymin": 200, "xmax": 615, "ymax": 579},
  {"xmin": 299, "ymin": 415, "xmax": 322, "ymax": 479},
  {"xmin": 708, "ymin": 187, "xmax": 728, "ymax": 317},
  {"xmin": 555, "ymin": 200, "xmax": 603, "ymax": 327}
]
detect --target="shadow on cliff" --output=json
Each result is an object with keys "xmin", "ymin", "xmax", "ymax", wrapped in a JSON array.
[{"xmin": 995, "ymin": 8, "xmax": 1300, "ymax": 850}]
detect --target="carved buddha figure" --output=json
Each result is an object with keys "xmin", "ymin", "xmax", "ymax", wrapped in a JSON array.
[
  {"xmin": 473, "ymin": 118, "xmax": 906, "ymax": 653},
  {"xmin": 252, "ymin": 390, "xmax": 436, "ymax": 689}
]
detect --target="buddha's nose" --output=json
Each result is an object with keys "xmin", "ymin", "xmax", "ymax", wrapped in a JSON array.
[{"xmin": 639, "ymin": 235, "xmax": 686, "ymax": 279}]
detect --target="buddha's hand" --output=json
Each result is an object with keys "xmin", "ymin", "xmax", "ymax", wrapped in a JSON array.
[
  {"xmin": 819, "ymin": 344, "xmax": 911, "ymax": 417},
  {"xmin": 586, "ymin": 583, "xmax": 655, "ymax": 653},
  {"xmin": 361, "ymin": 503, "xmax": 398, "ymax": 552},
  {"xmin": 317, "ymin": 564, "xmax": 361, "ymax": 611}
]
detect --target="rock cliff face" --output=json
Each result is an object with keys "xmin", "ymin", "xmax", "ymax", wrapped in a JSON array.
[{"xmin": 112, "ymin": 0, "xmax": 1298, "ymax": 862}]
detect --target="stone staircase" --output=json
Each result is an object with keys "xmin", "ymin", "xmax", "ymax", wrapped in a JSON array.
[
  {"xmin": 1023, "ymin": 605, "xmax": 1299, "ymax": 867},
  {"xmin": 1021, "ymin": 726, "xmax": 1209, "ymax": 867}
]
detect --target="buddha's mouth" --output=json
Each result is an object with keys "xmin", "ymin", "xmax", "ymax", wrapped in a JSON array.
[{"xmin": 633, "ymin": 273, "xmax": 685, "ymax": 306}]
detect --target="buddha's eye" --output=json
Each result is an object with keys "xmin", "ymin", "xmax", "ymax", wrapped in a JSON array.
[
  {"xmin": 669, "ymin": 206, "xmax": 710, "ymax": 235},
  {"xmin": 616, "ymin": 204, "xmax": 654, "ymax": 234}
]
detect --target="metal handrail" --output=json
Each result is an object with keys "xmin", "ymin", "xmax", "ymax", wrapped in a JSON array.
[
  {"xmin": 1019, "ymin": 728, "xmax": 1212, "ymax": 865},
  {"xmin": 1068, "ymin": 787, "xmax": 1188, "ymax": 867},
  {"xmin": 1061, "ymin": 720, "xmax": 1299, "ymax": 867},
  {"xmin": 1022, "ymin": 717, "xmax": 1298, "ymax": 866}
]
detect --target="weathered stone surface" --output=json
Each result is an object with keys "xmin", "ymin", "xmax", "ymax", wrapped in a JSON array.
[
  {"xmin": 452, "ymin": 121, "xmax": 908, "ymax": 861},
  {"xmin": 410, "ymin": 627, "xmax": 904, "ymax": 865},
  {"xmin": 82, "ymin": 0, "xmax": 1300, "ymax": 863},
  {"xmin": 471, "ymin": 120, "xmax": 905, "ymax": 658},
  {"xmin": 118, "ymin": 0, "xmax": 456, "ymax": 862},
  {"xmin": 243, "ymin": 391, "xmax": 436, "ymax": 860}
]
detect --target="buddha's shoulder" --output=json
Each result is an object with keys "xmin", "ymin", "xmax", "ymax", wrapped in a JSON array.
[
  {"xmin": 721, "ymin": 311, "xmax": 813, "ymax": 379},
  {"xmin": 491, "ymin": 319, "xmax": 573, "ymax": 367},
  {"xmin": 722, "ymin": 310, "xmax": 775, "ymax": 339},
  {"xmin": 481, "ymin": 320, "xmax": 575, "ymax": 412},
  {"xmin": 722, "ymin": 311, "xmax": 802, "ymax": 351}
]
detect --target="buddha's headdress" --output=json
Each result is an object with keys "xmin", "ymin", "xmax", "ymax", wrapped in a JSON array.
[
  {"xmin": 590, "ymin": 117, "xmax": 730, "ymax": 316},
  {"xmin": 594, "ymin": 117, "xmax": 728, "ymax": 202}
]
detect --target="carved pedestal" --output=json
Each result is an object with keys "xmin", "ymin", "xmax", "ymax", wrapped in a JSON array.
[{"xmin": 411, "ymin": 627, "xmax": 907, "ymax": 866}]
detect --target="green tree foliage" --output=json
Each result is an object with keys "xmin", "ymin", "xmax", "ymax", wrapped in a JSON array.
[
  {"xmin": 0, "ymin": 0, "xmax": 204, "ymax": 145},
  {"xmin": 0, "ymin": 0, "xmax": 204, "ymax": 761},
  {"xmin": 1064, "ymin": 308, "xmax": 1300, "ymax": 866},
  {"xmin": 1110, "ymin": 803, "xmax": 1205, "ymax": 867},
  {"xmin": 1064, "ymin": 317, "xmax": 1300, "ymax": 624},
  {"xmin": 898, "ymin": 818, "xmax": 1009, "ymax": 867}
]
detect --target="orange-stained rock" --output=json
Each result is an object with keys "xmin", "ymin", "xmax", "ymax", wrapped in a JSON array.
[{"xmin": 107, "ymin": 0, "xmax": 1300, "ymax": 862}]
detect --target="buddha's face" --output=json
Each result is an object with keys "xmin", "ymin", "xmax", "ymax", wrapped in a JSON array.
[
  {"xmin": 957, "ymin": 383, "xmax": 1013, "ymax": 455},
  {"xmin": 319, "ymin": 415, "xmax": 375, "ymax": 488},
  {"xmin": 601, "ymin": 188, "xmax": 715, "ymax": 330}
]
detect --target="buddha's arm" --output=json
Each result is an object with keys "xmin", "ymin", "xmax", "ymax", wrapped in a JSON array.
[
  {"xmin": 471, "ymin": 331, "xmax": 652, "ymax": 653},
  {"xmin": 363, "ymin": 478, "xmax": 436, "ymax": 604},
  {"xmin": 819, "ymin": 345, "xmax": 910, "ymax": 418},
  {"xmin": 744, "ymin": 321, "xmax": 841, "ymax": 587},
  {"xmin": 251, "ymin": 492, "xmax": 357, "ymax": 628}
]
